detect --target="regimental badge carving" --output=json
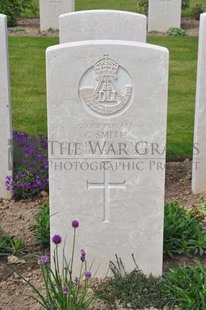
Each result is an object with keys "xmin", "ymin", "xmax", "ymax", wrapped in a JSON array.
[{"xmin": 79, "ymin": 54, "xmax": 133, "ymax": 117}]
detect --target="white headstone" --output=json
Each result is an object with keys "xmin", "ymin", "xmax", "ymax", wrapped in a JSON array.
[
  {"xmin": 0, "ymin": 14, "xmax": 12, "ymax": 199},
  {"xmin": 192, "ymin": 13, "xmax": 206, "ymax": 194},
  {"xmin": 47, "ymin": 40, "xmax": 168, "ymax": 277},
  {"xmin": 59, "ymin": 10, "xmax": 147, "ymax": 43},
  {"xmin": 148, "ymin": 0, "xmax": 182, "ymax": 32},
  {"xmin": 39, "ymin": 0, "xmax": 74, "ymax": 31}
]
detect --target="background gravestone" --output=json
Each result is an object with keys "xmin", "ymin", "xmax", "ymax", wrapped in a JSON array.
[
  {"xmin": 59, "ymin": 10, "xmax": 146, "ymax": 43},
  {"xmin": 47, "ymin": 40, "xmax": 168, "ymax": 277},
  {"xmin": 39, "ymin": 0, "xmax": 74, "ymax": 31},
  {"xmin": 0, "ymin": 14, "xmax": 12, "ymax": 199},
  {"xmin": 148, "ymin": 0, "xmax": 182, "ymax": 32},
  {"xmin": 192, "ymin": 13, "xmax": 206, "ymax": 194}
]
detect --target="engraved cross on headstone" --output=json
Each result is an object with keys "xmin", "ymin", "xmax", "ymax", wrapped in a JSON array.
[
  {"xmin": 49, "ymin": 0, "xmax": 62, "ymax": 17},
  {"xmin": 87, "ymin": 169, "xmax": 126, "ymax": 223}
]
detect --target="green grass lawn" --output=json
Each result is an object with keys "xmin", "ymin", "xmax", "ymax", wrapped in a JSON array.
[
  {"xmin": 148, "ymin": 36, "xmax": 198, "ymax": 158},
  {"xmin": 9, "ymin": 36, "xmax": 198, "ymax": 158},
  {"xmin": 9, "ymin": 37, "xmax": 58, "ymax": 136},
  {"xmin": 30, "ymin": 0, "xmax": 206, "ymax": 16}
]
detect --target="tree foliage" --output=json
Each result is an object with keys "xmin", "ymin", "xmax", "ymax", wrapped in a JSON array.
[{"xmin": 0, "ymin": 0, "xmax": 34, "ymax": 26}]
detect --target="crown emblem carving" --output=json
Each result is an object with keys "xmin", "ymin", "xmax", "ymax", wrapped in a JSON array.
[
  {"xmin": 79, "ymin": 54, "xmax": 133, "ymax": 117},
  {"xmin": 94, "ymin": 54, "xmax": 118, "ymax": 78}
]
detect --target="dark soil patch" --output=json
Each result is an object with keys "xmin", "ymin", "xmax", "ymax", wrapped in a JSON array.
[
  {"xmin": 7, "ymin": 16, "xmax": 199, "ymax": 37},
  {"xmin": 1, "ymin": 161, "xmax": 206, "ymax": 309},
  {"xmin": 181, "ymin": 16, "xmax": 199, "ymax": 36}
]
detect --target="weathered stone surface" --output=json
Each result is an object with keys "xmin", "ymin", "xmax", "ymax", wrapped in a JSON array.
[
  {"xmin": 39, "ymin": 0, "xmax": 74, "ymax": 31},
  {"xmin": 0, "ymin": 14, "xmax": 12, "ymax": 199},
  {"xmin": 59, "ymin": 10, "xmax": 146, "ymax": 43},
  {"xmin": 192, "ymin": 13, "xmax": 206, "ymax": 194},
  {"xmin": 148, "ymin": 0, "xmax": 181, "ymax": 32},
  {"xmin": 47, "ymin": 40, "xmax": 168, "ymax": 277}
]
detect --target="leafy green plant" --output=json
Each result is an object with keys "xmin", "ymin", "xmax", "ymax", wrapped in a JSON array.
[
  {"xmin": 47, "ymin": 27, "xmax": 59, "ymax": 33},
  {"xmin": 0, "ymin": 230, "xmax": 26, "ymax": 255},
  {"xmin": 96, "ymin": 255, "xmax": 206, "ymax": 310},
  {"xmin": 0, "ymin": 0, "xmax": 34, "ymax": 26},
  {"xmin": 167, "ymin": 27, "xmax": 187, "ymax": 36},
  {"xmin": 95, "ymin": 255, "xmax": 168, "ymax": 309},
  {"xmin": 9, "ymin": 27, "xmax": 26, "ymax": 34},
  {"xmin": 31, "ymin": 203, "xmax": 50, "ymax": 248},
  {"xmin": 136, "ymin": 0, "xmax": 148, "ymax": 15},
  {"xmin": 191, "ymin": 3, "xmax": 205, "ymax": 20},
  {"xmin": 182, "ymin": 0, "xmax": 190, "ymax": 10},
  {"xmin": 189, "ymin": 199, "xmax": 206, "ymax": 220},
  {"xmin": 162, "ymin": 259, "xmax": 206, "ymax": 309},
  {"xmin": 164, "ymin": 202, "xmax": 206, "ymax": 257},
  {"xmin": 18, "ymin": 220, "xmax": 96, "ymax": 309}
]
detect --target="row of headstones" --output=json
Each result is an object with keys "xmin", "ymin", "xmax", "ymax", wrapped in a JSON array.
[
  {"xmin": 40, "ymin": 0, "xmax": 182, "ymax": 32},
  {"xmin": 0, "ymin": 11, "xmax": 206, "ymax": 277}
]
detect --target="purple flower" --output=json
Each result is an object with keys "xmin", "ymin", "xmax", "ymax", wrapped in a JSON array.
[
  {"xmin": 62, "ymin": 286, "xmax": 68, "ymax": 294},
  {"xmin": 85, "ymin": 271, "xmax": 92, "ymax": 279},
  {"xmin": 81, "ymin": 249, "xmax": 86, "ymax": 256},
  {"xmin": 9, "ymin": 130, "xmax": 49, "ymax": 199},
  {"xmin": 80, "ymin": 249, "xmax": 86, "ymax": 262},
  {"xmin": 38, "ymin": 255, "xmax": 49, "ymax": 265},
  {"xmin": 80, "ymin": 255, "xmax": 85, "ymax": 262},
  {"xmin": 5, "ymin": 176, "xmax": 13, "ymax": 191},
  {"xmin": 52, "ymin": 235, "xmax": 62, "ymax": 245},
  {"xmin": 74, "ymin": 276, "xmax": 79, "ymax": 283},
  {"xmin": 71, "ymin": 220, "xmax": 79, "ymax": 229}
]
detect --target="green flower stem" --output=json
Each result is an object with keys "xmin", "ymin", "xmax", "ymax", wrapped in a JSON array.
[{"xmin": 70, "ymin": 228, "xmax": 76, "ymax": 277}]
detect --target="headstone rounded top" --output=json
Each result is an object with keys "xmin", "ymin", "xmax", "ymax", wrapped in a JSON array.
[
  {"xmin": 47, "ymin": 40, "xmax": 168, "ymax": 54},
  {"xmin": 59, "ymin": 10, "xmax": 147, "ymax": 44},
  {"xmin": 60, "ymin": 9, "xmax": 146, "ymax": 20}
]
